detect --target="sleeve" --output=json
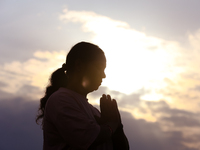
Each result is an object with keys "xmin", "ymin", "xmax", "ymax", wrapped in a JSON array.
[
  {"xmin": 88, "ymin": 124, "xmax": 113, "ymax": 149},
  {"xmin": 54, "ymin": 96, "xmax": 100, "ymax": 150},
  {"xmin": 112, "ymin": 124, "xmax": 129, "ymax": 150}
]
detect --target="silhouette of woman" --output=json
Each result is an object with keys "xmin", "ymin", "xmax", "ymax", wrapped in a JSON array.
[{"xmin": 36, "ymin": 42, "xmax": 129, "ymax": 150}]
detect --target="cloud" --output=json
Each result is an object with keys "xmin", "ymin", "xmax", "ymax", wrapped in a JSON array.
[
  {"xmin": 122, "ymin": 102, "xmax": 200, "ymax": 149},
  {"xmin": 59, "ymin": 8, "xmax": 182, "ymax": 97},
  {"xmin": 90, "ymin": 86, "xmax": 200, "ymax": 149},
  {"xmin": 1, "ymin": 83, "xmax": 193, "ymax": 149},
  {"xmin": 1, "ymin": 93, "xmax": 200, "ymax": 150},
  {"xmin": 121, "ymin": 111, "xmax": 189, "ymax": 150},
  {"xmin": 0, "ymin": 97, "xmax": 43, "ymax": 150},
  {"xmin": 0, "ymin": 7, "xmax": 200, "ymax": 149},
  {"xmin": 59, "ymin": 8, "xmax": 200, "ymax": 115},
  {"xmin": 0, "ymin": 50, "xmax": 66, "ymax": 99}
]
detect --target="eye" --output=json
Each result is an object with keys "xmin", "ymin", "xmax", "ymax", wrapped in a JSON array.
[{"xmin": 96, "ymin": 66, "xmax": 105, "ymax": 72}]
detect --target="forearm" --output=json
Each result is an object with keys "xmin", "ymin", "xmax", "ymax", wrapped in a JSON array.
[
  {"xmin": 89, "ymin": 124, "xmax": 129, "ymax": 150},
  {"xmin": 88, "ymin": 124, "xmax": 112, "ymax": 149},
  {"xmin": 112, "ymin": 124, "xmax": 129, "ymax": 150}
]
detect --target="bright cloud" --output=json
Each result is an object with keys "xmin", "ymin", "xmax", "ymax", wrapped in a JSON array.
[
  {"xmin": 59, "ymin": 9, "xmax": 197, "ymax": 105},
  {"xmin": 0, "ymin": 50, "xmax": 66, "ymax": 98}
]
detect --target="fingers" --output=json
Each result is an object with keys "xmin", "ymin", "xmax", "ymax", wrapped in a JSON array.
[
  {"xmin": 100, "ymin": 94, "xmax": 110, "ymax": 119},
  {"xmin": 100, "ymin": 94, "xmax": 111, "ymax": 107},
  {"xmin": 100, "ymin": 94, "xmax": 112, "ymax": 102},
  {"xmin": 100, "ymin": 94, "xmax": 116, "ymax": 109},
  {"xmin": 106, "ymin": 95, "xmax": 112, "ymax": 102},
  {"xmin": 113, "ymin": 99, "xmax": 122, "ymax": 124},
  {"xmin": 112, "ymin": 99, "xmax": 119, "ymax": 113},
  {"xmin": 100, "ymin": 94, "xmax": 119, "ymax": 116}
]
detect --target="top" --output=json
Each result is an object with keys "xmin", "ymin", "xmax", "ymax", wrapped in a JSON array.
[{"xmin": 43, "ymin": 87, "xmax": 113, "ymax": 150}]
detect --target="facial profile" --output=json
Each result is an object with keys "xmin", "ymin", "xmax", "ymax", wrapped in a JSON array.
[
  {"xmin": 65, "ymin": 41, "xmax": 107, "ymax": 94},
  {"xmin": 81, "ymin": 59, "xmax": 106, "ymax": 92}
]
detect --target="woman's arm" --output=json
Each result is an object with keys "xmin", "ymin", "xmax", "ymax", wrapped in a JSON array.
[
  {"xmin": 98, "ymin": 94, "xmax": 129, "ymax": 149},
  {"xmin": 112, "ymin": 124, "xmax": 129, "ymax": 150},
  {"xmin": 88, "ymin": 124, "xmax": 112, "ymax": 149},
  {"xmin": 89, "ymin": 94, "xmax": 129, "ymax": 149}
]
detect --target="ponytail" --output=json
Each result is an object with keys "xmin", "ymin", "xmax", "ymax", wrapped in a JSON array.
[{"xmin": 36, "ymin": 67, "xmax": 67, "ymax": 126}]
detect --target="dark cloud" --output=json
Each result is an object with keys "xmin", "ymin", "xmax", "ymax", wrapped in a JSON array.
[
  {"xmin": 0, "ymin": 97, "xmax": 43, "ymax": 150},
  {"xmin": 146, "ymin": 100, "xmax": 200, "ymax": 128},
  {"xmin": 161, "ymin": 116, "xmax": 200, "ymax": 127},
  {"xmin": 121, "ymin": 111, "xmax": 196, "ymax": 150},
  {"xmin": 147, "ymin": 100, "xmax": 194, "ymax": 116},
  {"xmin": 92, "ymin": 87, "xmax": 200, "ymax": 149},
  {"xmin": 0, "ymin": 87, "xmax": 199, "ymax": 150}
]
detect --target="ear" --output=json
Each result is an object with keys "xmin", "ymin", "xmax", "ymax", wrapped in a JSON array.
[{"xmin": 74, "ymin": 60, "xmax": 84, "ymax": 72}]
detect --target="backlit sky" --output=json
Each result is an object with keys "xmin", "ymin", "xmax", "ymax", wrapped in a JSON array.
[{"xmin": 1, "ymin": 0, "xmax": 200, "ymax": 149}]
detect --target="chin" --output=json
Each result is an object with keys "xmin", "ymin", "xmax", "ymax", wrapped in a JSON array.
[
  {"xmin": 87, "ymin": 82, "xmax": 101, "ymax": 92},
  {"xmin": 94, "ymin": 86, "xmax": 100, "ymax": 91},
  {"xmin": 92, "ymin": 85, "xmax": 100, "ymax": 92}
]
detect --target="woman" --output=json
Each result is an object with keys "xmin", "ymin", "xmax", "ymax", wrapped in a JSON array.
[{"xmin": 36, "ymin": 42, "xmax": 129, "ymax": 150}]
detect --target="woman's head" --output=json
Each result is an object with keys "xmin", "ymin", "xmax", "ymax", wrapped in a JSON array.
[
  {"xmin": 36, "ymin": 42, "xmax": 106, "ymax": 125},
  {"xmin": 64, "ymin": 42, "xmax": 106, "ymax": 73},
  {"xmin": 64, "ymin": 42, "xmax": 106, "ymax": 93}
]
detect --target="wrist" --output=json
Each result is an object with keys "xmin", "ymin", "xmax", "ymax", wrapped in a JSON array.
[
  {"xmin": 106, "ymin": 124, "xmax": 113, "ymax": 135},
  {"xmin": 106, "ymin": 122, "xmax": 118, "ymax": 133}
]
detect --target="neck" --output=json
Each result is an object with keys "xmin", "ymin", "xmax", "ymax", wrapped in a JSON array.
[{"xmin": 65, "ymin": 78, "xmax": 88, "ymax": 97}]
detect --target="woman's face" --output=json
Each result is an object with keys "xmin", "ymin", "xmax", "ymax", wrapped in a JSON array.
[{"xmin": 82, "ymin": 59, "xmax": 106, "ymax": 92}]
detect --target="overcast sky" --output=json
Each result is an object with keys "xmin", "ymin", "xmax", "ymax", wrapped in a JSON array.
[{"xmin": 1, "ymin": 0, "xmax": 200, "ymax": 149}]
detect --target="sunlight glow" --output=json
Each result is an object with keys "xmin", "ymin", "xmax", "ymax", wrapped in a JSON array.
[
  {"xmin": 60, "ymin": 9, "xmax": 183, "ymax": 100},
  {"xmin": 94, "ymin": 30, "xmax": 179, "ymax": 96}
]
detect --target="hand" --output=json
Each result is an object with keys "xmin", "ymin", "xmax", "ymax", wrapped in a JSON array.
[{"xmin": 95, "ymin": 94, "xmax": 121, "ymax": 132}]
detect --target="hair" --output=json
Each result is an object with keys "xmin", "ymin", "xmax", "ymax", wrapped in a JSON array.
[{"xmin": 36, "ymin": 41, "xmax": 105, "ymax": 126}]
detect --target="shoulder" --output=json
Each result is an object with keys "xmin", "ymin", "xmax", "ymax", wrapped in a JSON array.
[
  {"xmin": 44, "ymin": 88, "xmax": 82, "ymax": 119},
  {"xmin": 46, "ymin": 88, "xmax": 80, "ymax": 112},
  {"xmin": 89, "ymin": 103, "xmax": 101, "ymax": 117},
  {"xmin": 49, "ymin": 87, "xmax": 80, "ymax": 102}
]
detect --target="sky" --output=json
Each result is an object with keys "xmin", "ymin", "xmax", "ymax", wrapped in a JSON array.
[{"xmin": 1, "ymin": 0, "xmax": 200, "ymax": 149}]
